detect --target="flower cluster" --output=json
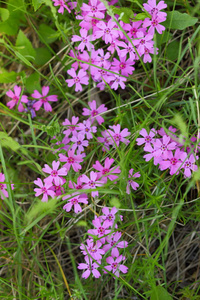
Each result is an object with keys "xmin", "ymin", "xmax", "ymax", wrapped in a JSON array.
[
  {"xmin": 137, "ymin": 127, "xmax": 199, "ymax": 177},
  {"xmin": 6, "ymin": 85, "xmax": 58, "ymax": 117},
  {"xmin": 78, "ymin": 207, "xmax": 128, "ymax": 279},
  {"xmin": 64, "ymin": 0, "xmax": 167, "ymax": 91},
  {"xmin": 0, "ymin": 173, "xmax": 14, "ymax": 200}
]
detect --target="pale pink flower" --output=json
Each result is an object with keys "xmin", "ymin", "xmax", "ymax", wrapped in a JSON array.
[
  {"xmin": 80, "ymin": 171, "xmax": 104, "ymax": 197},
  {"xmin": 71, "ymin": 133, "xmax": 89, "ymax": 154},
  {"xmin": 136, "ymin": 128, "xmax": 156, "ymax": 146},
  {"xmin": 72, "ymin": 29, "xmax": 94, "ymax": 52},
  {"xmin": 92, "ymin": 158, "xmax": 121, "ymax": 182},
  {"xmin": 180, "ymin": 153, "xmax": 198, "ymax": 178},
  {"xmin": 52, "ymin": 0, "xmax": 71, "ymax": 14},
  {"xmin": 95, "ymin": 19, "xmax": 120, "ymax": 44},
  {"xmin": 42, "ymin": 161, "xmax": 67, "ymax": 186},
  {"xmin": 82, "ymin": 100, "xmax": 107, "ymax": 125},
  {"xmin": 78, "ymin": 256, "xmax": 101, "ymax": 279},
  {"xmin": 107, "ymin": 124, "xmax": 130, "ymax": 147},
  {"xmin": 0, "ymin": 173, "xmax": 14, "ymax": 200},
  {"xmin": 78, "ymin": 119, "xmax": 97, "ymax": 140},
  {"xmin": 63, "ymin": 194, "xmax": 88, "ymax": 213},
  {"xmin": 104, "ymin": 255, "xmax": 128, "ymax": 278},
  {"xmin": 81, "ymin": 0, "xmax": 106, "ymax": 19},
  {"xmin": 126, "ymin": 169, "xmax": 140, "ymax": 194},
  {"xmin": 66, "ymin": 68, "xmax": 89, "ymax": 92},
  {"xmin": 103, "ymin": 232, "xmax": 128, "ymax": 257},
  {"xmin": 59, "ymin": 150, "xmax": 84, "ymax": 172},
  {"xmin": 80, "ymin": 239, "xmax": 105, "ymax": 261},
  {"xmin": 34, "ymin": 178, "xmax": 55, "ymax": 202}
]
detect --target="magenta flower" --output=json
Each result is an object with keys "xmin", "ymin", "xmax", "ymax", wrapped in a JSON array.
[
  {"xmin": 0, "ymin": 173, "xmax": 14, "ymax": 200},
  {"xmin": 92, "ymin": 158, "xmax": 121, "ymax": 182},
  {"xmin": 88, "ymin": 217, "xmax": 111, "ymax": 244},
  {"xmin": 52, "ymin": 0, "xmax": 71, "ymax": 14},
  {"xmin": 126, "ymin": 169, "xmax": 140, "ymax": 194},
  {"xmin": 153, "ymin": 135, "xmax": 177, "ymax": 158},
  {"xmin": 78, "ymin": 119, "xmax": 97, "ymax": 140},
  {"xmin": 180, "ymin": 153, "xmax": 198, "ymax": 178},
  {"xmin": 104, "ymin": 255, "xmax": 128, "ymax": 278},
  {"xmin": 78, "ymin": 256, "xmax": 101, "ymax": 279},
  {"xmin": 72, "ymin": 28, "xmax": 94, "ymax": 52},
  {"xmin": 80, "ymin": 239, "xmax": 105, "ymax": 261},
  {"xmin": 82, "ymin": 100, "xmax": 107, "ymax": 125},
  {"xmin": 101, "ymin": 206, "xmax": 118, "ymax": 224},
  {"xmin": 108, "ymin": 124, "xmax": 130, "ymax": 147},
  {"xmin": 32, "ymin": 86, "xmax": 58, "ymax": 112},
  {"xmin": 66, "ymin": 68, "xmax": 89, "ymax": 92},
  {"xmin": 143, "ymin": 17, "xmax": 166, "ymax": 35},
  {"xmin": 134, "ymin": 32, "xmax": 154, "ymax": 57},
  {"xmin": 143, "ymin": 143, "xmax": 162, "ymax": 165},
  {"xmin": 50, "ymin": 182, "xmax": 65, "ymax": 196},
  {"xmin": 62, "ymin": 194, "xmax": 88, "ymax": 213},
  {"xmin": 110, "ymin": 73, "xmax": 127, "ymax": 90},
  {"xmin": 42, "ymin": 161, "xmax": 68, "ymax": 186},
  {"xmin": 143, "ymin": 0, "xmax": 167, "ymax": 20},
  {"xmin": 118, "ymin": 41, "xmax": 136, "ymax": 61},
  {"xmin": 136, "ymin": 128, "xmax": 156, "ymax": 146},
  {"xmin": 123, "ymin": 20, "xmax": 143, "ymax": 39},
  {"xmin": 71, "ymin": 133, "xmax": 89, "ymax": 154},
  {"xmin": 111, "ymin": 57, "xmax": 135, "ymax": 77},
  {"xmin": 59, "ymin": 149, "xmax": 84, "ymax": 172},
  {"xmin": 103, "ymin": 232, "xmax": 128, "ymax": 257},
  {"xmin": 6, "ymin": 85, "xmax": 28, "ymax": 112},
  {"xmin": 34, "ymin": 178, "xmax": 55, "ymax": 202},
  {"xmin": 97, "ymin": 131, "xmax": 111, "ymax": 152},
  {"xmin": 80, "ymin": 171, "xmax": 104, "ymax": 197},
  {"xmin": 63, "ymin": 116, "xmax": 80, "ymax": 137},
  {"xmin": 159, "ymin": 149, "xmax": 183, "ymax": 175}
]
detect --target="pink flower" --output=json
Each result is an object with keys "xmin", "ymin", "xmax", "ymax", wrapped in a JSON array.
[
  {"xmin": 80, "ymin": 171, "xmax": 104, "ymax": 197},
  {"xmin": 34, "ymin": 178, "xmax": 55, "ymax": 202},
  {"xmin": 59, "ymin": 150, "xmax": 84, "ymax": 172},
  {"xmin": 88, "ymin": 217, "xmax": 111, "ymax": 244},
  {"xmin": 92, "ymin": 158, "xmax": 121, "ymax": 182},
  {"xmin": 72, "ymin": 29, "xmax": 94, "ymax": 52},
  {"xmin": 6, "ymin": 85, "xmax": 28, "ymax": 112},
  {"xmin": 82, "ymin": 100, "xmax": 107, "ymax": 125},
  {"xmin": 71, "ymin": 133, "xmax": 89, "ymax": 154},
  {"xmin": 136, "ymin": 128, "xmax": 156, "ymax": 146},
  {"xmin": 159, "ymin": 149, "xmax": 183, "ymax": 175},
  {"xmin": 95, "ymin": 19, "xmax": 119, "ymax": 44},
  {"xmin": 32, "ymin": 86, "xmax": 58, "ymax": 112},
  {"xmin": 81, "ymin": 0, "xmax": 106, "ymax": 19},
  {"xmin": 126, "ymin": 169, "xmax": 140, "ymax": 194},
  {"xmin": 63, "ymin": 194, "xmax": 88, "ymax": 213},
  {"xmin": 110, "ymin": 73, "xmax": 127, "ymax": 90},
  {"xmin": 103, "ymin": 232, "xmax": 128, "ymax": 257},
  {"xmin": 153, "ymin": 135, "xmax": 177, "ymax": 158},
  {"xmin": 107, "ymin": 124, "xmax": 130, "ymax": 147},
  {"xmin": 78, "ymin": 119, "xmax": 97, "ymax": 140},
  {"xmin": 143, "ymin": 0, "xmax": 167, "ymax": 20},
  {"xmin": 52, "ymin": 0, "xmax": 71, "ymax": 14},
  {"xmin": 78, "ymin": 256, "xmax": 101, "ymax": 279},
  {"xmin": 80, "ymin": 239, "xmax": 105, "ymax": 261},
  {"xmin": 180, "ymin": 153, "xmax": 198, "ymax": 178},
  {"xmin": 42, "ymin": 161, "xmax": 67, "ymax": 186},
  {"xmin": 66, "ymin": 68, "xmax": 89, "ymax": 92},
  {"xmin": 101, "ymin": 206, "xmax": 118, "ymax": 224},
  {"xmin": 104, "ymin": 255, "xmax": 128, "ymax": 278},
  {"xmin": 62, "ymin": 116, "xmax": 80, "ymax": 137},
  {"xmin": 111, "ymin": 57, "xmax": 135, "ymax": 77},
  {"xmin": 97, "ymin": 130, "xmax": 111, "ymax": 151},
  {"xmin": 143, "ymin": 17, "xmax": 166, "ymax": 35},
  {"xmin": 0, "ymin": 173, "xmax": 14, "ymax": 200}
]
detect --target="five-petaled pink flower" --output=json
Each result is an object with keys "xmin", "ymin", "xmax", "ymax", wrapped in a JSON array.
[
  {"xmin": 104, "ymin": 255, "xmax": 128, "ymax": 278},
  {"xmin": 59, "ymin": 149, "xmax": 84, "ymax": 172},
  {"xmin": 82, "ymin": 100, "xmax": 107, "ymax": 125},
  {"xmin": 126, "ymin": 169, "xmax": 141, "ymax": 194},
  {"xmin": 32, "ymin": 86, "xmax": 58, "ymax": 112},
  {"xmin": 34, "ymin": 178, "xmax": 55, "ymax": 202},
  {"xmin": 93, "ymin": 157, "xmax": 121, "ymax": 182},
  {"xmin": 42, "ymin": 161, "xmax": 67, "ymax": 186},
  {"xmin": 78, "ymin": 256, "xmax": 101, "ymax": 279},
  {"xmin": 66, "ymin": 68, "xmax": 89, "ymax": 92},
  {"xmin": 63, "ymin": 194, "xmax": 88, "ymax": 213},
  {"xmin": 6, "ymin": 85, "xmax": 28, "ymax": 112},
  {"xmin": 72, "ymin": 28, "xmax": 94, "ymax": 52},
  {"xmin": 0, "ymin": 173, "xmax": 14, "ymax": 200}
]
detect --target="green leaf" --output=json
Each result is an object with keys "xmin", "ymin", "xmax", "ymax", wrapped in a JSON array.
[
  {"xmin": 134, "ymin": 12, "xmax": 151, "ymax": 21},
  {"xmin": 0, "ymin": 132, "xmax": 20, "ymax": 152},
  {"xmin": 38, "ymin": 24, "xmax": 58, "ymax": 44},
  {"xmin": 156, "ymin": 31, "xmax": 172, "ymax": 46},
  {"xmin": 34, "ymin": 47, "xmax": 52, "ymax": 65},
  {"xmin": 166, "ymin": 40, "xmax": 179, "ymax": 61},
  {"xmin": 109, "ymin": 197, "xmax": 121, "ymax": 208},
  {"xmin": 0, "ymin": 68, "xmax": 17, "ymax": 83},
  {"xmin": 111, "ymin": 7, "xmax": 134, "ymax": 23},
  {"xmin": 25, "ymin": 72, "xmax": 41, "ymax": 94},
  {"xmin": 15, "ymin": 30, "xmax": 36, "ymax": 62},
  {"xmin": 0, "ymin": 8, "xmax": 9, "ymax": 22},
  {"xmin": 40, "ymin": 121, "xmax": 60, "ymax": 137},
  {"xmin": 150, "ymin": 286, "xmax": 173, "ymax": 300},
  {"xmin": 32, "ymin": 0, "xmax": 44, "ymax": 11},
  {"xmin": 163, "ymin": 11, "xmax": 198, "ymax": 30}
]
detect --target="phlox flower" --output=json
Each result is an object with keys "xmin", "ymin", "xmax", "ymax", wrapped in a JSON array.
[
  {"xmin": 111, "ymin": 57, "xmax": 135, "ymax": 77},
  {"xmin": 97, "ymin": 131, "xmax": 111, "ymax": 151},
  {"xmin": 103, "ymin": 231, "xmax": 128, "ymax": 257},
  {"xmin": 104, "ymin": 255, "xmax": 128, "ymax": 278},
  {"xmin": 107, "ymin": 124, "xmax": 130, "ymax": 147},
  {"xmin": 62, "ymin": 194, "xmax": 88, "ymax": 213},
  {"xmin": 101, "ymin": 206, "xmax": 118, "ymax": 224},
  {"xmin": 95, "ymin": 19, "xmax": 120, "ymax": 44},
  {"xmin": 52, "ymin": 0, "xmax": 71, "ymax": 14},
  {"xmin": 133, "ymin": 32, "xmax": 154, "ymax": 57},
  {"xmin": 81, "ymin": 0, "xmax": 106, "ymax": 19},
  {"xmin": 6, "ymin": 85, "xmax": 28, "ymax": 112},
  {"xmin": 159, "ymin": 149, "xmax": 183, "ymax": 175},
  {"xmin": 97, "ymin": 49, "xmax": 111, "ymax": 69},
  {"xmin": 118, "ymin": 41, "xmax": 136, "ymax": 61},
  {"xmin": 71, "ymin": 133, "xmax": 89, "ymax": 154},
  {"xmin": 78, "ymin": 119, "xmax": 97, "ymax": 140},
  {"xmin": 42, "ymin": 161, "xmax": 67, "ymax": 186},
  {"xmin": 143, "ymin": 17, "xmax": 166, "ymax": 35},
  {"xmin": 0, "ymin": 173, "xmax": 14, "ymax": 200},
  {"xmin": 50, "ymin": 181, "xmax": 66, "ymax": 196},
  {"xmin": 143, "ymin": 143, "xmax": 162, "ymax": 165},
  {"xmin": 110, "ymin": 73, "xmax": 127, "ymax": 90},
  {"xmin": 143, "ymin": 45, "xmax": 158, "ymax": 63},
  {"xmin": 59, "ymin": 149, "xmax": 84, "ymax": 172},
  {"xmin": 136, "ymin": 128, "xmax": 156, "ymax": 146},
  {"xmin": 123, "ymin": 20, "xmax": 144, "ymax": 39},
  {"xmin": 62, "ymin": 116, "xmax": 80, "ymax": 137},
  {"xmin": 80, "ymin": 171, "xmax": 104, "ymax": 197},
  {"xmin": 78, "ymin": 256, "xmax": 101, "ymax": 279},
  {"xmin": 79, "ymin": 50, "xmax": 99, "ymax": 74},
  {"xmin": 34, "ymin": 178, "xmax": 55, "ymax": 202},
  {"xmin": 180, "ymin": 153, "xmax": 198, "ymax": 178},
  {"xmin": 82, "ymin": 100, "xmax": 107, "ymax": 125},
  {"xmin": 126, "ymin": 169, "xmax": 140, "ymax": 194},
  {"xmin": 32, "ymin": 86, "xmax": 58, "ymax": 112},
  {"xmin": 92, "ymin": 158, "xmax": 121, "ymax": 182},
  {"xmin": 80, "ymin": 239, "xmax": 105, "ymax": 261},
  {"xmin": 153, "ymin": 135, "xmax": 177, "ymax": 158},
  {"xmin": 72, "ymin": 29, "xmax": 94, "ymax": 52},
  {"xmin": 143, "ymin": 0, "xmax": 167, "ymax": 20},
  {"xmin": 88, "ymin": 217, "xmax": 111, "ymax": 244},
  {"xmin": 66, "ymin": 68, "xmax": 89, "ymax": 92}
]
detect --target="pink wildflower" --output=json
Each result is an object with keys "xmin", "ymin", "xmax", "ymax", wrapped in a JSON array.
[
  {"xmin": 136, "ymin": 128, "xmax": 156, "ymax": 146},
  {"xmin": 72, "ymin": 29, "xmax": 94, "ymax": 52},
  {"xmin": 143, "ymin": 0, "xmax": 167, "ymax": 20},
  {"xmin": 63, "ymin": 194, "xmax": 88, "ymax": 213},
  {"xmin": 6, "ymin": 85, "xmax": 28, "ymax": 112},
  {"xmin": 103, "ymin": 232, "xmax": 128, "ymax": 257},
  {"xmin": 42, "ymin": 161, "xmax": 67, "ymax": 186},
  {"xmin": 111, "ymin": 57, "xmax": 135, "ymax": 77},
  {"xmin": 80, "ymin": 239, "xmax": 105, "ymax": 261},
  {"xmin": 80, "ymin": 171, "xmax": 104, "ymax": 197},
  {"xmin": 71, "ymin": 133, "xmax": 89, "ymax": 154},
  {"xmin": 0, "ymin": 173, "xmax": 14, "ymax": 200},
  {"xmin": 66, "ymin": 68, "xmax": 89, "ymax": 92},
  {"xmin": 78, "ymin": 119, "xmax": 97, "ymax": 140},
  {"xmin": 52, "ymin": 0, "xmax": 71, "ymax": 14},
  {"xmin": 63, "ymin": 116, "xmax": 80, "ymax": 137},
  {"xmin": 95, "ymin": 19, "xmax": 119, "ymax": 44},
  {"xmin": 126, "ymin": 169, "xmax": 140, "ymax": 194},
  {"xmin": 82, "ymin": 100, "xmax": 107, "ymax": 125},
  {"xmin": 32, "ymin": 86, "xmax": 58, "ymax": 112},
  {"xmin": 59, "ymin": 149, "xmax": 84, "ymax": 172},
  {"xmin": 81, "ymin": 0, "xmax": 106, "ymax": 19},
  {"xmin": 180, "ymin": 153, "xmax": 198, "ymax": 178},
  {"xmin": 34, "ymin": 178, "xmax": 55, "ymax": 202},
  {"xmin": 92, "ymin": 158, "xmax": 121, "ymax": 182},
  {"xmin": 78, "ymin": 256, "xmax": 101, "ymax": 279},
  {"xmin": 108, "ymin": 124, "xmax": 130, "ymax": 147},
  {"xmin": 104, "ymin": 255, "xmax": 128, "ymax": 278}
]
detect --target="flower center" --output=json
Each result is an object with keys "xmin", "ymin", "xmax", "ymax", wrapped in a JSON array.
[
  {"xmin": 51, "ymin": 170, "xmax": 58, "ymax": 176},
  {"xmin": 91, "ymin": 110, "xmax": 98, "ymax": 116},
  {"xmin": 98, "ymin": 227, "xmax": 105, "ymax": 235},
  {"xmin": 0, "ymin": 184, "xmax": 4, "ymax": 190},
  {"xmin": 119, "ymin": 63, "xmax": 125, "ymax": 69},
  {"xmin": 185, "ymin": 161, "xmax": 192, "ymax": 168},
  {"xmin": 170, "ymin": 158, "xmax": 177, "ymax": 165},
  {"xmin": 112, "ymin": 263, "xmax": 118, "ymax": 269},
  {"xmin": 74, "ymin": 77, "xmax": 80, "ymax": 83},
  {"xmin": 145, "ymin": 136, "xmax": 152, "ymax": 142},
  {"xmin": 68, "ymin": 157, "xmax": 75, "ymax": 163},
  {"xmin": 77, "ymin": 141, "xmax": 82, "ymax": 145},
  {"xmin": 42, "ymin": 187, "xmax": 47, "ymax": 193},
  {"xmin": 102, "ymin": 168, "xmax": 109, "ymax": 174},
  {"xmin": 105, "ymin": 28, "xmax": 111, "ymax": 34},
  {"xmin": 13, "ymin": 95, "xmax": 19, "ymax": 103},
  {"xmin": 114, "ymin": 134, "xmax": 121, "ymax": 141},
  {"xmin": 140, "ymin": 39, "xmax": 145, "ymax": 44},
  {"xmin": 72, "ymin": 198, "xmax": 78, "ymax": 205}
]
